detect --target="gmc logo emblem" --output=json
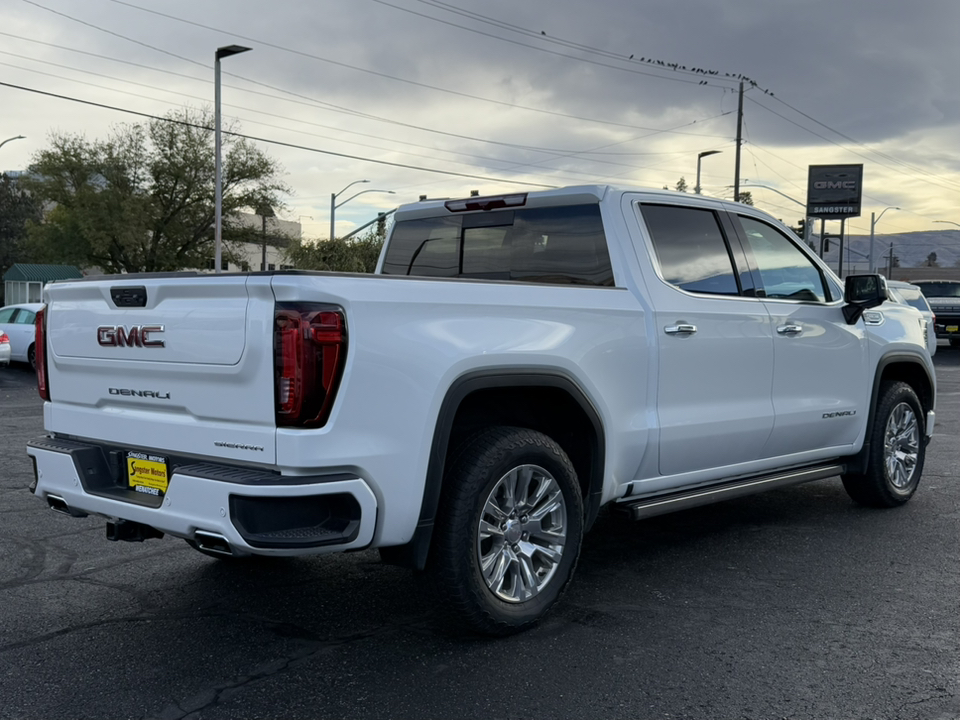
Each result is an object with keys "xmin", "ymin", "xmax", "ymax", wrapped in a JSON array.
[
  {"xmin": 97, "ymin": 325, "xmax": 165, "ymax": 348},
  {"xmin": 813, "ymin": 180, "xmax": 858, "ymax": 190}
]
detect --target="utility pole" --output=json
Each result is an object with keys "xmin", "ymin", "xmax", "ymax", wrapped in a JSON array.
[
  {"xmin": 838, "ymin": 218, "xmax": 846, "ymax": 278},
  {"xmin": 887, "ymin": 243, "xmax": 894, "ymax": 278},
  {"xmin": 734, "ymin": 81, "xmax": 743, "ymax": 202}
]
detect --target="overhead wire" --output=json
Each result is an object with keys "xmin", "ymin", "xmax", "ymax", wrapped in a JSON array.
[
  {"xmin": 0, "ymin": 80, "xmax": 558, "ymax": 188},
  {"xmin": 92, "ymin": 0, "xmax": 731, "ymax": 137}
]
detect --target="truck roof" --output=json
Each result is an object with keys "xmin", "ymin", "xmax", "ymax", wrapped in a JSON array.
[{"xmin": 393, "ymin": 184, "xmax": 757, "ymax": 222}]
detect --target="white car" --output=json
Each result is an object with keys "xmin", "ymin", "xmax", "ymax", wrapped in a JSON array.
[
  {"xmin": 0, "ymin": 332, "xmax": 10, "ymax": 367},
  {"xmin": 886, "ymin": 280, "xmax": 937, "ymax": 356},
  {"xmin": 0, "ymin": 303, "xmax": 43, "ymax": 369}
]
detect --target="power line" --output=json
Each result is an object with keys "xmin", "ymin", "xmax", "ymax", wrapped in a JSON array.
[
  {"xmin": 0, "ymin": 80, "xmax": 557, "ymax": 188},
  {"xmin": 1, "ymin": 46, "xmax": 739, "ymax": 188},
  {"xmin": 100, "ymin": 0, "xmax": 729, "ymax": 137},
  {"xmin": 745, "ymin": 96, "xmax": 960, "ymax": 196},
  {"xmin": 371, "ymin": 0, "xmax": 730, "ymax": 89}
]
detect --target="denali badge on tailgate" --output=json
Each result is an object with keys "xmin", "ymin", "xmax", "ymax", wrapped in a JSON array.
[{"xmin": 97, "ymin": 325, "xmax": 165, "ymax": 348}]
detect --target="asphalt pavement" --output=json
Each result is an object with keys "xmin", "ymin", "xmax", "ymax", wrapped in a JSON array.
[{"xmin": 0, "ymin": 354, "xmax": 958, "ymax": 720}]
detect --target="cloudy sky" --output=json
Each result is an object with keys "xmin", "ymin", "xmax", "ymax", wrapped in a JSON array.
[{"xmin": 2, "ymin": 0, "xmax": 959, "ymax": 240}]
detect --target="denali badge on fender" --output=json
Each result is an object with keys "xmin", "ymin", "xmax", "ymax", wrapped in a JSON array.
[{"xmin": 97, "ymin": 325, "xmax": 165, "ymax": 348}]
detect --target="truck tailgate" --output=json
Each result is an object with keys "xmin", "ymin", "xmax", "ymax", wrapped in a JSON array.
[{"xmin": 43, "ymin": 274, "xmax": 279, "ymax": 465}]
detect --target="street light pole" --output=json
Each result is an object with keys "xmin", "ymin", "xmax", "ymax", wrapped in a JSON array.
[
  {"xmin": 869, "ymin": 206, "xmax": 899, "ymax": 273},
  {"xmin": 331, "ymin": 180, "xmax": 369, "ymax": 240},
  {"xmin": 214, "ymin": 45, "xmax": 251, "ymax": 274},
  {"xmin": 934, "ymin": 220, "xmax": 960, "ymax": 229},
  {"xmin": 0, "ymin": 135, "xmax": 25, "ymax": 152},
  {"xmin": 331, "ymin": 184, "xmax": 396, "ymax": 240},
  {"xmin": 695, "ymin": 150, "xmax": 721, "ymax": 194}
]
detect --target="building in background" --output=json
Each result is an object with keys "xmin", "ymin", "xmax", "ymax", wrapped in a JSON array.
[
  {"xmin": 205, "ymin": 212, "xmax": 301, "ymax": 273},
  {"xmin": 2, "ymin": 263, "xmax": 83, "ymax": 306}
]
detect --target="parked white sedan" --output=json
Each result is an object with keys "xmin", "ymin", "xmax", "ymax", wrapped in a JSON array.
[{"xmin": 0, "ymin": 303, "xmax": 43, "ymax": 369}]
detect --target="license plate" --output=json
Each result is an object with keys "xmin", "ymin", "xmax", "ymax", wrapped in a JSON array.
[
  {"xmin": 126, "ymin": 451, "xmax": 169, "ymax": 497},
  {"xmin": 948, "ymin": 325, "xmax": 959, "ymax": 333}
]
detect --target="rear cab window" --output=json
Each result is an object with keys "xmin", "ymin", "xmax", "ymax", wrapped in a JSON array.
[{"xmin": 381, "ymin": 204, "xmax": 615, "ymax": 287}]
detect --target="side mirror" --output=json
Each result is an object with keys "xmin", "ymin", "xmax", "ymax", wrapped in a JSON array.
[{"xmin": 843, "ymin": 274, "xmax": 888, "ymax": 324}]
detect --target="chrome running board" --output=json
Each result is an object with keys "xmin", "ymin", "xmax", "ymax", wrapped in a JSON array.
[{"xmin": 614, "ymin": 464, "xmax": 846, "ymax": 521}]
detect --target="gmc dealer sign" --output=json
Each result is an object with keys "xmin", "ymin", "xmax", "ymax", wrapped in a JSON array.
[{"xmin": 806, "ymin": 164, "xmax": 863, "ymax": 219}]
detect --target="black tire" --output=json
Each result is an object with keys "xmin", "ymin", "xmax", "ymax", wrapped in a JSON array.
[
  {"xmin": 431, "ymin": 426, "xmax": 583, "ymax": 636},
  {"xmin": 950, "ymin": 338, "xmax": 960, "ymax": 347},
  {"xmin": 841, "ymin": 381, "xmax": 925, "ymax": 507},
  {"xmin": 27, "ymin": 344, "xmax": 36, "ymax": 372}
]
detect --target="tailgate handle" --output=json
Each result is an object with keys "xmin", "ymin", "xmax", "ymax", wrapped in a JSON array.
[{"xmin": 111, "ymin": 286, "xmax": 147, "ymax": 308}]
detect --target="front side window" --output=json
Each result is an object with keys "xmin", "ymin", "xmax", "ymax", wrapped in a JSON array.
[
  {"xmin": 0, "ymin": 307, "xmax": 15, "ymax": 323},
  {"xmin": 738, "ymin": 216, "xmax": 827, "ymax": 303},
  {"xmin": 381, "ymin": 204, "xmax": 613, "ymax": 286},
  {"xmin": 641, "ymin": 204, "xmax": 739, "ymax": 295}
]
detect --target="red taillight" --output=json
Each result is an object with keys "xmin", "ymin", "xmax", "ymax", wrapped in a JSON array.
[
  {"xmin": 0, "ymin": 333, "xmax": 8, "ymax": 343},
  {"xmin": 274, "ymin": 303, "xmax": 346, "ymax": 428},
  {"xmin": 35, "ymin": 305, "xmax": 50, "ymax": 400}
]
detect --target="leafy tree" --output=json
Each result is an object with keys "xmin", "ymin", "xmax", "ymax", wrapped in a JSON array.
[
  {"xmin": 23, "ymin": 109, "xmax": 288, "ymax": 273},
  {"xmin": 737, "ymin": 191, "xmax": 754, "ymax": 205},
  {"xmin": 925, "ymin": 252, "xmax": 939, "ymax": 267},
  {"xmin": 674, "ymin": 177, "xmax": 688, "ymax": 193},
  {"xmin": 0, "ymin": 173, "xmax": 42, "ymax": 303},
  {"xmin": 284, "ymin": 231, "xmax": 384, "ymax": 273}
]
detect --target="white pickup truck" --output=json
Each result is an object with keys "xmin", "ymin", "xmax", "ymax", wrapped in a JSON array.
[{"xmin": 28, "ymin": 185, "xmax": 935, "ymax": 635}]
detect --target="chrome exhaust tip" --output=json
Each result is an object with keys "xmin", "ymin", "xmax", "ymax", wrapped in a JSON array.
[
  {"xmin": 47, "ymin": 494, "xmax": 70, "ymax": 515},
  {"xmin": 47, "ymin": 494, "xmax": 87, "ymax": 517},
  {"xmin": 194, "ymin": 530, "xmax": 233, "ymax": 556}
]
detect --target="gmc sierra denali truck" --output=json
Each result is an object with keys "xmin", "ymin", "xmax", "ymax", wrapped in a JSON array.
[{"xmin": 27, "ymin": 185, "xmax": 935, "ymax": 635}]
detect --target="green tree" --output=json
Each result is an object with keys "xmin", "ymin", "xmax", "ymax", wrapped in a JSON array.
[
  {"xmin": 285, "ymin": 231, "xmax": 384, "ymax": 273},
  {"xmin": 926, "ymin": 252, "xmax": 939, "ymax": 267},
  {"xmin": 24, "ymin": 109, "xmax": 288, "ymax": 273},
  {"xmin": 0, "ymin": 173, "xmax": 42, "ymax": 303},
  {"xmin": 675, "ymin": 177, "xmax": 688, "ymax": 193},
  {"xmin": 737, "ymin": 191, "xmax": 754, "ymax": 205}
]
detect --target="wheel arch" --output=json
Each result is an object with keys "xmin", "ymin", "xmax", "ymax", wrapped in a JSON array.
[
  {"xmin": 846, "ymin": 351, "xmax": 934, "ymax": 475},
  {"xmin": 380, "ymin": 367, "xmax": 606, "ymax": 570}
]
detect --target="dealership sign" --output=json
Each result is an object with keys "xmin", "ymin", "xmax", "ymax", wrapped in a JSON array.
[{"xmin": 806, "ymin": 164, "xmax": 863, "ymax": 219}]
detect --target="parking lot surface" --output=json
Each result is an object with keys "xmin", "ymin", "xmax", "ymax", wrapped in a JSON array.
[{"xmin": 1, "ymin": 356, "xmax": 958, "ymax": 720}]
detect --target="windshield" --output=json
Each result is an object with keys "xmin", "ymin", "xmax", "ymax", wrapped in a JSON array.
[
  {"xmin": 913, "ymin": 281, "xmax": 960, "ymax": 298},
  {"xmin": 897, "ymin": 287, "xmax": 931, "ymax": 312}
]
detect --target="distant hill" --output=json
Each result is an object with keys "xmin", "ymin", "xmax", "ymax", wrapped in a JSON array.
[{"xmin": 808, "ymin": 230, "xmax": 960, "ymax": 273}]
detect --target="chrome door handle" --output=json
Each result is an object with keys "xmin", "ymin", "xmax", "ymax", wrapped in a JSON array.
[
  {"xmin": 664, "ymin": 323, "xmax": 697, "ymax": 335},
  {"xmin": 777, "ymin": 324, "xmax": 803, "ymax": 335}
]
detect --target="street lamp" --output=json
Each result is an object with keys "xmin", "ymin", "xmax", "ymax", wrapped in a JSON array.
[
  {"xmin": 934, "ymin": 220, "xmax": 960, "ymax": 229},
  {"xmin": 695, "ymin": 150, "xmax": 721, "ymax": 194},
  {"xmin": 0, "ymin": 135, "xmax": 25, "ymax": 151},
  {"xmin": 214, "ymin": 44, "xmax": 251, "ymax": 274},
  {"xmin": 330, "ymin": 181, "xmax": 395, "ymax": 239},
  {"xmin": 869, "ymin": 206, "xmax": 899, "ymax": 273}
]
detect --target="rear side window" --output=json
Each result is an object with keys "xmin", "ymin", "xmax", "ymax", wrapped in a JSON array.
[
  {"xmin": 381, "ymin": 204, "xmax": 614, "ymax": 286},
  {"xmin": 641, "ymin": 204, "xmax": 739, "ymax": 295}
]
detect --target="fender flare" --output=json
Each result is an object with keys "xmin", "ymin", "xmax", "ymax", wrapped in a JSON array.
[
  {"xmin": 846, "ymin": 350, "xmax": 934, "ymax": 475},
  {"xmin": 381, "ymin": 367, "xmax": 606, "ymax": 570}
]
